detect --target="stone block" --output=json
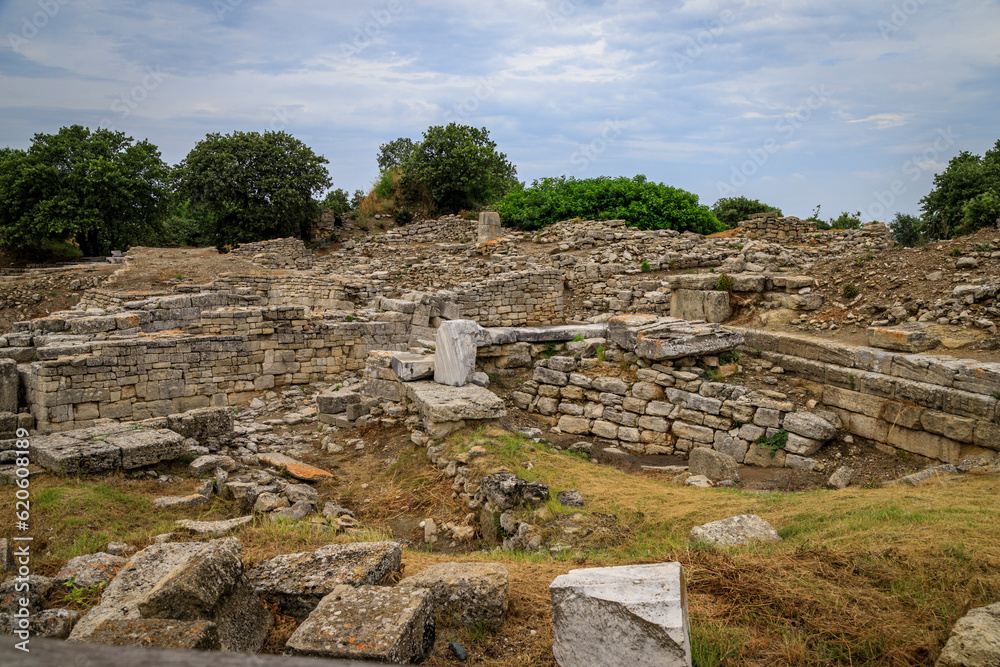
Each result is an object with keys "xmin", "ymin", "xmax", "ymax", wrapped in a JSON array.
[
  {"xmin": 32, "ymin": 434, "xmax": 121, "ymax": 474},
  {"xmin": 550, "ymin": 563, "xmax": 690, "ymax": 667},
  {"xmin": 743, "ymin": 442, "xmax": 786, "ymax": 467},
  {"xmin": 688, "ymin": 447, "xmax": 740, "ymax": 482},
  {"xmin": 671, "ymin": 289, "xmax": 731, "ymax": 323},
  {"xmin": 398, "ymin": 562, "xmax": 509, "ymax": 631},
  {"xmin": 257, "ymin": 452, "xmax": 334, "ymax": 482},
  {"xmin": 166, "ymin": 407, "xmax": 234, "ymax": 440},
  {"xmin": 434, "ymin": 319, "xmax": 481, "ymax": 387},
  {"xmin": 247, "ymin": 542, "xmax": 402, "ymax": 620},
  {"xmin": 0, "ymin": 359, "xmax": 16, "ymax": 413},
  {"xmin": 316, "ymin": 389, "xmax": 361, "ymax": 415},
  {"xmin": 88, "ymin": 619, "xmax": 220, "ymax": 651},
  {"xmin": 784, "ymin": 433, "xmax": 823, "ymax": 456},
  {"xmin": 689, "ymin": 514, "xmax": 781, "ymax": 546},
  {"xmin": 935, "ymin": 602, "xmax": 1000, "ymax": 667},
  {"xmin": 557, "ymin": 415, "xmax": 592, "ymax": 435},
  {"xmin": 54, "ymin": 553, "xmax": 125, "ymax": 589},
  {"xmin": 390, "ymin": 352, "xmax": 435, "ymax": 381},
  {"xmin": 672, "ymin": 421, "xmax": 714, "ymax": 443},
  {"xmin": 533, "ymin": 366, "xmax": 569, "ymax": 386},
  {"xmin": 477, "ymin": 211, "xmax": 502, "ymax": 243},
  {"xmin": 782, "ymin": 411, "xmax": 836, "ymax": 441},
  {"xmin": 404, "ymin": 381, "xmax": 506, "ymax": 425},
  {"xmin": 868, "ymin": 323, "xmax": 940, "ymax": 352},
  {"xmin": 285, "ymin": 585, "xmax": 434, "ymax": 663},
  {"xmin": 106, "ymin": 429, "xmax": 186, "ymax": 469}
]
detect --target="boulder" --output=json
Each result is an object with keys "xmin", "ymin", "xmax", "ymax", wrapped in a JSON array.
[
  {"xmin": 398, "ymin": 562, "xmax": 509, "ymax": 632},
  {"xmin": 550, "ymin": 562, "xmax": 691, "ymax": 667},
  {"xmin": 827, "ymin": 466, "xmax": 855, "ymax": 490},
  {"xmin": 0, "ymin": 608, "xmax": 80, "ymax": 640},
  {"xmin": 247, "ymin": 542, "xmax": 401, "ymax": 620},
  {"xmin": 285, "ymin": 585, "xmax": 435, "ymax": 663},
  {"xmin": 936, "ymin": 602, "xmax": 1000, "ymax": 667},
  {"xmin": 166, "ymin": 407, "xmax": 234, "ymax": 440},
  {"xmin": 89, "ymin": 619, "xmax": 220, "ymax": 651},
  {"xmin": 68, "ymin": 538, "xmax": 271, "ymax": 654},
  {"xmin": 479, "ymin": 471, "xmax": 549, "ymax": 510},
  {"xmin": 688, "ymin": 448, "xmax": 740, "ymax": 482},
  {"xmin": 782, "ymin": 412, "xmax": 836, "ymax": 441},
  {"xmin": 689, "ymin": 515, "xmax": 781, "ymax": 546},
  {"xmin": 54, "ymin": 552, "xmax": 125, "ymax": 589}
]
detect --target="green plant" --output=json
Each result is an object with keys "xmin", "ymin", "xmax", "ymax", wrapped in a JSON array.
[
  {"xmin": 393, "ymin": 209, "xmax": 413, "ymax": 225},
  {"xmin": 345, "ymin": 315, "xmax": 353, "ymax": 322},
  {"xmin": 755, "ymin": 428, "xmax": 789, "ymax": 458},
  {"xmin": 710, "ymin": 196, "xmax": 783, "ymax": 228},
  {"xmin": 596, "ymin": 345, "xmax": 606, "ymax": 362},
  {"xmin": 640, "ymin": 260, "xmax": 651, "ymax": 272},
  {"xmin": 751, "ymin": 348, "xmax": 762, "ymax": 359},
  {"xmin": 843, "ymin": 283, "xmax": 859, "ymax": 299},
  {"xmin": 949, "ymin": 246, "xmax": 963, "ymax": 257},
  {"xmin": 543, "ymin": 342, "xmax": 558, "ymax": 358},
  {"xmin": 991, "ymin": 391, "xmax": 1000, "ymax": 401},
  {"xmin": 715, "ymin": 273, "xmax": 733, "ymax": 291},
  {"xmin": 973, "ymin": 242, "xmax": 992, "ymax": 252},
  {"xmin": 735, "ymin": 243, "xmax": 744, "ymax": 250},
  {"xmin": 176, "ymin": 272, "xmax": 183, "ymax": 280},
  {"xmin": 849, "ymin": 373, "xmax": 856, "ymax": 391},
  {"xmin": 572, "ymin": 334, "xmax": 585, "ymax": 342},
  {"xmin": 720, "ymin": 350, "xmax": 741, "ymax": 364},
  {"xmin": 63, "ymin": 578, "xmax": 107, "ymax": 608}
]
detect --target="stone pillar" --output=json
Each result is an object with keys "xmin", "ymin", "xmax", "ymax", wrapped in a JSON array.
[
  {"xmin": 477, "ymin": 212, "xmax": 502, "ymax": 244},
  {"xmin": 434, "ymin": 320, "xmax": 481, "ymax": 387},
  {"xmin": 0, "ymin": 359, "xmax": 17, "ymax": 413}
]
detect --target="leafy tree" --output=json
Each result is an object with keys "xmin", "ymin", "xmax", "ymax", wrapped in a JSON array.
[
  {"xmin": 889, "ymin": 212, "xmax": 922, "ymax": 247},
  {"xmin": 710, "ymin": 196, "xmax": 782, "ymax": 228},
  {"xmin": 321, "ymin": 188, "xmax": 351, "ymax": 223},
  {"xmin": 494, "ymin": 175, "xmax": 723, "ymax": 235},
  {"xmin": 398, "ymin": 123, "xmax": 517, "ymax": 214},
  {"xmin": 156, "ymin": 200, "xmax": 213, "ymax": 247},
  {"xmin": 377, "ymin": 137, "xmax": 416, "ymax": 173},
  {"xmin": 173, "ymin": 130, "xmax": 331, "ymax": 249},
  {"xmin": 920, "ymin": 141, "xmax": 1000, "ymax": 238},
  {"xmin": 0, "ymin": 125, "xmax": 169, "ymax": 255},
  {"xmin": 829, "ymin": 210, "xmax": 863, "ymax": 230}
]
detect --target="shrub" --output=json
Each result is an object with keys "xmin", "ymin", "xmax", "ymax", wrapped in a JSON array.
[
  {"xmin": 843, "ymin": 283, "xmax": 859, "ymax": 299},
  {"xmin": 949, "ymin": 246, "xmax": 962, "ymax": 257},
  {"xmin": 495, "ymin": 175, "xmax": 723, "ymax": 235},
  {"xmin": 710, "ymin": 196, "xmax": 782, "ymax": 228},
  {"xmin": 393, "ymin": 209, "xmax": 413, "ymax": 225},
  {"xmin": 889, "ymin": 212, "xmax": 923, "ymax": 247},
  {"xmin": 755, "ymin": 428, "xmax": 788, "ymax": 458},
  {"xmin": 640, "ymin": 260, "xmax": 651, "ymax": 272},
  {"xmin": 715, "ymin": 273, "xmax": 733, "ymax": 291}
]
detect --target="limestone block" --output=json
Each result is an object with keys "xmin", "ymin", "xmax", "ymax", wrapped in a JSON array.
[
  {"xmin": 87, "ymin": 619, "xmax": 220, "ymax": 651},
  {"xmin": 782, "ymin": 411, "xmax": 836, "ymax": 441},
  {"xmin": 533, "ymin": 367, "xmax": 569, "ymax": 386},
  {"xmin": 0, "ymin": 359, "xmax": 16, "ymax": 413},
  {"xmin": 404, "ymin": 381, "xmax": 506, "ymax": 424},
  {"xmin": 867, "ymin": 323, "xmax": 940, "ymax": 352},
  {"xmin": 592, "ymin": 377, "xmax": 628, "ymax": 395},
  {"xmin": 54, "ymin": 553, "xmax": 125, "ymax": 589},
  {"xmin": 672, "ymin": 421, "xmax": 714, "ymax": 443},
  {"xmin": 106, "ymin": 429, "xmax": 186, "ymax": 469},
  {"xmin": 32, "ymin": 435, "xmax": 121, "ymax": 474},
  {"xmin": 935, "ymin": 602, "xmax": 1000, "ymax": 667},
  {"xmin": 257, "ymin": 452, "xmax": 334, "ymax": 482},
  {"xmin": 166, "ymin": 407, "xmax": 234, "ymax": 440},
  {"xmin": 479, "ymin": 471, "xmax": 549, "ymax": 510},
  {"xmin": 434, "ymin": 319, "xmax": 481, "ymax": 387},
  {"xmin": 783, "ymin": 433, "xmax": 823, "ymax": 456},
  {"xmin": 285, "ymin": 585, "xmax": 434, "ymax": 664},
  {"xmin": 390, "ymin": 352, "xmax": 435, "ymax": 381},
  {"xmin": 477, "ymin": 211, "xmax": 503, "ymax": 244},
  {"xmin": 557, "ymin": 415, "xmax": 591, "ymax": 435},
  {"xmin": 247, "ymin": 542, "xmax": 402, "ymax": 620},
  {"xmin": 671, "ymin": 289, "xmax": 731, "ymax": 323},
  {"xmin": 316, "ymin": 389, "xmax": 361, "ymax": 415},
  {"xmin": 398, "ymin": 562, "xmax": 509, "ymax": 631},
  {"xmin": 743, "ymin": 442, "xmax": 787, "ymax": 467},
  {"xmin": 689, "ymin": 515, "xmax": 781, "ymax": 546},
  {"xmin": 550, "ymin": 562, "xmax": 690, "ymax": 667},
  {"xmin": 688, "ymin": 448, "xmax": 740, "ymax": 482}
]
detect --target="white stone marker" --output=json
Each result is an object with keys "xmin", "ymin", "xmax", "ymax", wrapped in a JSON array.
[
  {"xmin": 549, "ymin": 562, "xmax": 691, "ymax": 667},
  {"xmin": 477, "ymin": 211, "xmax": 502, "ymax": 244},
  {"xmin": 434, "ymin": 319, "xmax": 481, "ymax": 387}
]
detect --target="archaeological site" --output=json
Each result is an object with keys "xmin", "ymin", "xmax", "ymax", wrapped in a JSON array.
[{"xmin": 2, "ymin": 211, "xmax": 999, "ymax": 666}]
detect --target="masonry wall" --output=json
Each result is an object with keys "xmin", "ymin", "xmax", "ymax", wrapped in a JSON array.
[
  {"xmin": 21, "ymin": 306, "xmax": 409, "ymax": 433},
  {"xmin": 739, "ymin": 329, "xmax": 1000, "ymax": 463}
]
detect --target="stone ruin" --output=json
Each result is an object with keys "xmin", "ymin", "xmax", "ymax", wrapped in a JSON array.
[{"xmin": 1, "ymin": 212, "xmax": 998, "ymax": 665}]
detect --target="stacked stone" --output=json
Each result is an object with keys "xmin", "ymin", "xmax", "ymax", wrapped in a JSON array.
[
  {"xmin": 228, "ymin": 237, "xmax": 314, "ymax": 269},
  {"xmin": 453, "ymin": 267, "xmax": 564, "ymax": 327},
  {"xmin": 364, "ymin": 214, "xmax": 476, "ymax": 244},
  {"xmin": 737, "ymin": 213, "xmax": 814, "ymax": 240},
  {"xmin": 512, "ymin": 354, "xmax": 837, "ymax": 468}
]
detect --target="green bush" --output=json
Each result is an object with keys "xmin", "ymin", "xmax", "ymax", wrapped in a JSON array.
[
  {"xmin": 889, "ymin": 212, "xmax": 923, "ymax": 247},
  {"xmin": 494, "ymin": 175, "xmax": 723, "ymax": 234},
  {"xmin": 715, "ymin": 273, "xmax": 733, "ymax": 291},
  {"xmin": 921, "ymin": 140, "xmax": 1000, "ymax": 239},
  {"xmin": 640, "ymin": 260, "xmax": 651, "ymax": 272},
  {"xmin": 843, "ymin": 283, "xmax": 859, "ymax": 299},
  {"xmin": 710, "ymin": 196, "xmax": 782, "ymax": 228}
]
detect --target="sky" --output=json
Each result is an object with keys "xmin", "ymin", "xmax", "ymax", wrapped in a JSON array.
[{"xmin": 1, "ymin": 0, "xmax": 999, "ymax": 222}]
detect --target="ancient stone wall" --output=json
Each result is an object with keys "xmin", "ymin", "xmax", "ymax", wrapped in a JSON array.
[
  {"xmin": 21, "ymin": 306, "xmax": 409, "ymax": 433},
  {"xmin": 228, "ymin": 237, "xmax": 314, "ymax": 270},
  {"xmin": 737, "ymin": 213, "xmax": 815, "ymax": 239},
  {"xmin": 740, "ymin": 329, "xmax": 1000, "ymax": 463}
]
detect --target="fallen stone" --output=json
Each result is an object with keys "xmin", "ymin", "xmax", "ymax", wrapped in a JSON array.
[
  {"xmin": 271, "ymin": 500, "xmax": 314, "ymax": 521},
  {"xmin": 404, "ymin": 380, "xmax": 506, "ymax": 425},
  {"xmin": 247, "ymin": 541, "xmax": 402, "ymax": 620},
  {"xmin": 0, "ymin": 608, "xmax": 80, "ymax": 639},
  {"xmin": 174, "ymin": 516, "xmax": 254, "ymax": 536},
  {"xmin": 391, "ymin": 352, "xmax": 435, "ymax": 381},
  {"xmin": 167, "ymin": 407, "xmax": 234, "ymax": 440},
  {"xmin": 688, "ymin": 447, "xmax": 740, "ymax": 482},
  {"xmin": 609, "ymin": 315, "xmax": 744, "ymax": 360},
  {"xmin": 68, "ymin": 538, "xmax": 271, "ymax": 654},
  {"xmin": 257, "ymin": 452, "xmax": 334, "ymax": 482},
  {"xmin": 315, "ymin": 389, "xmax": 361, "ymax": 415},
  {"xmin": 690, "ymin": 515, "xmax": 782, "ymax": 546},
  {"xmin": 284, "ymin": 584, "xmax": 435, "ymax": 663},
  {"xmin": 868, "ymin": 322, "xmax": 940, "ymax": 352},
  {"xmin": 827, "ymin": 466, "xmax": 855, "ymax": 489},
  {"xmin": 188, "ymin": 454, "xmax": 237, "ymax": 475},
  {"xmin": 782, "ymin": 411, "xmax": 836, "ymax": 441},
  {"xmin": 54, "ymin": 552, "xmax": 125, "ymax": 589},
  {"xmin": 684, "ymin": 474, "xmax": 713, "ymax": 488},
  {"xmin": 398, "ymin": 562, "xmax": 509, "ymax": 631},
  {"xmin": 557, "ymin": 489, "xmax": 585, "ymax": 508},
  {"xmin": 153, "ymin": 494, "xmax": 210, "ymax": 509},
  {"xmin": 479, "ymin": 471, "xmax": 550, "ymax": 510},
  {"xmin": 935, "ymin": 602, "xmax": 1000, "ymax": 667},
  {"xmin": 254, "ymin": 492, "xmax": 288, "ymax": 513},
  {"xmin": 550, "ymin": 562, "xmax": 690, "ymax": 667}
]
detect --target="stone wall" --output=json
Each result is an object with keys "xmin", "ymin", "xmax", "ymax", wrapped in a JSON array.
[
  {"xmin": 737, "ymin": 213, "xmax": 815, "ymax": 239},
  {"xmin": 739, "ymin": 329, "xmax": 1000, "ymax": 463},
  {"xmin": 21, "ymin": 306, "xmax": 410, "ymax": 433},
  {"xmin": 228, "ymin": 237, "xmax": 314, "ymax": 270}
]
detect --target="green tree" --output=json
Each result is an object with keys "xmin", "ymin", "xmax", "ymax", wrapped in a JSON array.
[
  {"xmin": 494, "ymin": 175, "xmax": 723, "ymax": 234},
  {"xmin": 710, "ymin": 196, "xmax": 782, "ymax": 227},
  {"xmin": 173, "ymin": 130, "xmax": 331, "ymax": 250},
  {"xmin": 377, "ymin": 137, "xmax": 416, "ymax": 173},
  {"xmin": 321, "ymin": 188, "xmax": 351, "ymax": 223},
  {"xmin": 889, "ymin": 212, "xmax": 922, "ymax": 247},
  {"xmin": 398, "ymin": 123, "xmax": 517, "ymax": 214},
  {"xmin": 0, "ymin": 125, "xmax": 169, "ymax": 256},
  {"xmin": 920, "ymin": 141, "xmax": 1000, "ymax": 238}
]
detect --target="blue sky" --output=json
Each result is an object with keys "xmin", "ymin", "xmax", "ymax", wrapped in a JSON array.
[{"xmin": 2, "ymin": 0, "xmax": 998, "ymax": 221}]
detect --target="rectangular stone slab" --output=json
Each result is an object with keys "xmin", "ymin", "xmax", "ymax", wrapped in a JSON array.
[
  {"xmin": 284, "ymin": 585, "xmax": 433, "ymax": 664},
  {"xmin": 482, "ymin": 324, "xmax": 609, "ymax": 345},
  {"xmin": 106, "ymin": 429, "xmax": 186, "ymax": 469},
  {"xmin": 32, "ymin": 435, "xmax": 122, "ymax": 474},
  {"xmin": 390, "ymin": 352, "xmax": 435, "ymax": 382},
  {"xmin": 867, "ymin": 323, "xmax": 940, "ymax": 352},
  {"xmin": 403, "ymin": 381, "xmax": 506, "ymax": 423},
  {"xmin": 550, "ymin": 562, "xmax": 691, "ymax": 667},
  {"xmin": 257, "ymin": 452, "xmax": 334, "ymax": 482},
  {"xmin": 609, "ymin": 316, "xmax": 744, "ymax": 360}
]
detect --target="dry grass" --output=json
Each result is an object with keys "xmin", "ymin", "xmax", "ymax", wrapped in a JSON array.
[{"xmin": 4, "ymin": 427, "xmax": 999, "ymax": 665}]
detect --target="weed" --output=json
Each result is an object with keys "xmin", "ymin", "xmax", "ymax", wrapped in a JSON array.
[
  {"xmin": 751, "ymin": 348, "xmax": 762, "ymax": 359},
  {"xmin": 735, "ymin": 243, "xmax": 744, "ymax": 250},
  {"xmin": 896, "ymin": 450, "xmax": 911, "ymax": 462},
  {"xmin": 463, "ymin": 619, "xmax": 493, "ymax": 643},
  {"xmin": 849, "ymin": 373, "xmax": 856, "ymax": 391},
  {"xmin": 596, "ymin": 345, "xmax": 606, "ymax": 362},
  {"xmin": 973, "ymin": 242, "xmax": 991, "ymax": 253},
  {"xmin": 486, "ymin": 372, "xmax": 509, "ymax": 389},
  {"xmin": 690, "ymin": 621, "xmax": 742, "ymax": 666},
  {"xmin": 176, "ymin": 273, "xmax": 182, "ymax": 280},
  {"xmin": 949, "ymin": 246, "xmax": 962, "ymax": 257},
  {"xmin": 63, "ymin": 579, "xmax": 107, "ymax": 609},
  {"xmin": 720, "ymin": 350, "xmax": 741, "ymax": 365},
  {"xmin": 715, "ymin": 273, "xmax": 733, "ymax": 292},
  {"xmin": 704, "ymin": 368, "xmax": 721, "ymax": 382},
  {"xmin": 543, "ymin": 342, "xmax": 558, "ymax": 359},
  {"xmin": 640, "ymin": 260, "xmax": 651, "ymax": 273},
  {"xmin": 843, "ymin": 283, "xmax": 860, "ymax": 299},
  {"xmin": 345, "ymin": 315, "xmax": 354, "ymax": 322},
  {"xmin": 572, "ymin": 334, "xmax": 585, "ymax": 342},
  {"xmin": 755, "ymin": 428, "xmax": 788, "ymax": 458}
]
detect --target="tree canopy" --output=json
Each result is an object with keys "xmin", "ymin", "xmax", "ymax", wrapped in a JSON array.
[
  {"xmin": 710, "ymin": 196, "xmax": 782, "ymax": 228},
  {"xmin": 920, "ymin": 141, "xmax": 1000, "ymax": 239},
  {"xmin": 172, "ymin": 130, "xmax": 331, "ymax": 249},
  {"xmin": 396, "ymin": 123, "xmax": 518, "ymax": 214},
  {"xmin": 0, "ymin": 125, "xmax": 169, "ymax": 256},
  {"xmin": 494, "ymin": 175, "xmax": 724, "ymax": 235}
]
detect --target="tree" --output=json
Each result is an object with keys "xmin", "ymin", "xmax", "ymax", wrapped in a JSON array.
[
  {"xmin": 377, "ymin": 137, "xmax": 416, "ymax": 173},
  {"xmin": 920, "ymin": 141, "xmax": 1000, "ymax": 238},
  {"xmin": 173, "ymin": 130, "xmax": 331, "ymax": 249},
  {"xmin": 398, "ymin": 123, "xmax": 518, "ymax": 214},
  {"xmin": 494, "ymin": 175, "xmax": 724, "ymax": 235},
  {"xmin": 320, "ymin": 188, "xmax": 351, "ymax": 223},
  {"xmin": 889, "ymin": 212, "xmax": 922, "ymax": 247},
  {"xmin": 0, "ymin": 125, "xmax": 169, "ymax": 256},
  {"xmin": 710, "ymin": 196, "xmax": 782, "ymax": 228}
]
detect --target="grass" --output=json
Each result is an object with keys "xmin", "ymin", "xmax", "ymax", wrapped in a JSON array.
[{"xmin": 6, "ymin": 425, "xmax": 1000, "ymax": 665}]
